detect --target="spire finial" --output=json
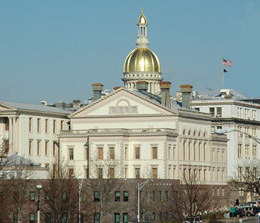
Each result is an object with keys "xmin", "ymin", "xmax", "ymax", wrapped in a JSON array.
[{"xmin": 141, "ymin": 8, "xmax": 144, "ymax": 14}]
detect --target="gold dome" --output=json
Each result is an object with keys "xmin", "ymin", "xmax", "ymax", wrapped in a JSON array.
[{"xmin": 124, "ymin": 48, "xmax": 161, "ymax": 73}]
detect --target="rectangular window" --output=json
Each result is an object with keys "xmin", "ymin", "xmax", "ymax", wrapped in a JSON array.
[
  {"xmin": 37, "ymin": 118, "xmax": 40, "ymax": 133},
  {"xmin": 85, "ymin": 147, "xmax": 89, "ymax": 160},
  {"xmin": 3, "ymin": 140, "xmax": 9, "ymax": 154},
  {"xmin": 135, "ymin": 168, "xmax": 140, "ymax": 179},
  {"xmin": 98, "ymin": 168, "xmax": 103, "ymax": 179},
  {"xmin": 94, "ymin": 192, "xmax": 100, "ymax": 202},
  {"xmin": 123, "ymin": 213, "xmax": 128, "ymax": 223},
  {"xmin": 135, "ymin": 147, "xmax": 140, "ymax": 159},
  {"xmin": 37, "ymin": 140, "xmax": 41, "ymax": 156},
  {"xmin": 45, "ymin": 213, "xmax": 51, "ymax": 223},
  {"xmin": 238, "ymin": 144, "xmax": 242, "ymax": 159},
  {"xmin": 13, "ymin": 213, "xmax": 18, "ymax": 223},
  {"xmin": 152, "ymin": 168, "xmax": 157, "ymax": 179},
  {"xmin": 253, "ymin": 145, "xmax": 257, "ymax": 159},
  {"xmin": 29, "ymin": 213, "xmax": 35, "ymax": 223},
  {"xmin": 209, "ymin": 107, "xmax": 215, "ymax": 117},
  {"xmin": 53, "ymin": 142, "xmax": 56, "ymax": 156},
  {"xmin": 69, "ymin": 148, "xmax": 74, "ymax": 160},
  {"xmin": 216, "ymin": 107, "xmax": 222, "ymax": 117},
  {"xmin": 125, "ymin": 146, "xmax": 128, "ymax": 160},
  {"xmin": 131, "ymin": 106, "xmax": 137, "ymax": 113},
  {"xmin": 29, "ymin": 117, "xmax": 32, "ymax": 132},
  {"xmin": 114, "ymin": 213, "xmax": 120, "ymax": 223},
  {"xmin": 45, "ymin": 119, "xmax": 48, "ymax": 133},
  {"xmin": 115, "ymin": 191, "xmax": 120, "ymax": 202},
  {"xmin": 68, "ymin": 168, "xmax": 74, "ymax": 178},
  {"xmin": 253, "ymin": 110, "xmax": 257, "ymax": 120},
  {"xmin": 165, "ymin": 191, "xmax": 168, "ymax": 201},
  {"xmin": 245, "ymin": 145, "xmax": 250, "ymax": 159},
  {"xmin": 109, "ymin": 147, "xmax": 115, "ymax": 159},
  {"xmin": 152, "ymin": 146, "xmax": 157, "ymax": 159},
  {"xmin": 60, "ymin": 120, "xmax": 64, "ymax": 131},
  {"xmin": 109, "ymin": 168, "xmax": 114, "ymax": 178},
  {"xmin": 45, "ymin": 193, "xmax": 51, "ymax": 201},
  {"xmin": 53, "ymin": 120, "xmax": 56, "ymax": 133},
  {"xmin": 123, "ymin": 191, "xmax": 128, "ymax": 202},
  {"xmin": 86, "ymin": 168, "xmax": 89, "ymax": 178},
  {"xmin": 238, "ymin": 167, "xmax": 243, "ymax": 181},
  {"xmin": 45, "ymin": 141, "xmax": 48, "ymax": 156},
  {"xmin": 62, "ymin": 213, "xmax": 67, "ymax": 223},
  {"xmin": 168, "ymin": 146, "xmax": 171, "ymax": 159},
  {"xmin": 30, "ymin": 191, "xmax": 35, "ymax": 201},
  {"xmin": 94, "ymin": 213, "xmax": 100, "ymax": 223},
  {"xmin": 98, "ymin": 147, "xmax": 103, "ymax": 160},
  {"xmin": 152, "ymin": 191, "xmax": 155, "ymax": 201},
  {"xmin": 29, "ymin": 140, "xmax": 32, "ymax": 155}
]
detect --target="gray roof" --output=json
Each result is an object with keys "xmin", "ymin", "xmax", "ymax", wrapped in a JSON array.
[
  {"xmin": 2, "ymin": 154, "xmax": 40, "ymax": 167},
  {"xmin": 193, "ymin": 89, "xmax": 248, "ymax": 101},
  {"xmin": 0, "ymin": 100, "xmax": 71, "ymax": 115}
]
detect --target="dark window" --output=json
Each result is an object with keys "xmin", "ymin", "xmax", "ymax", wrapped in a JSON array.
[
  {"xmin": 94, "ymin": 191, "xmax": 100, "ymax": 202},
  {"xmin": 165, "ymin": 191, "xmax": 168, "ymax": 201},
  {"xmin": 123, "ymin": 213, "xmax": 128, "ymax": 223},
  {"xmin": 152, "ymin": 191, "xmax": 155, "ymax": 201},
  {"xmin": 13, "ymin": 213, "xmax": 18, "ymax": 223},
  {"xmin": 159, "ymin": 191, "xmax": 162, "ymax": 201},
  {"xmin": 123, "ymin": 191, "xmax": 128, "ymax": 202},
  {"xmin": 30, "ymin": 192, "xmax": 35, "ymax": 201},
  {"xmin": 114, "ymin": 213, "xmax": 120, "ymax": 223},
  {"xmin": 62, "ymin": 213, "xmax": 67, "ymax": 223},
  {"xmin": 165, "ymin": 212, "xmax": 168, "ymax": 220},
  {"xmin": 152, "ymin": 212, "xmax": 155, "ymax": 221},
  {"xmin": 62, "ymin": 193, "xmax": 67, "ymax": 201},
  {"xmin": 159, "ymin": 212, "xmax": 162, "ymax": 220},
  {"xmin": 29, "ymin": 213, "xmax": 35, "ymax": 223},
  {"xmin": 94, "ymin": 213, "xmax": 100, "ymax": 223},
  {"xmin": 45, "ymin": 193, "xmax": 50, "ymax": 201},
  {"xmin": 45, "ymin": 213, "xmax": 51, "ymax": 223},
  {"xmin": 115, "ymin": 191, "xmax": 120, "ymax": 202}
]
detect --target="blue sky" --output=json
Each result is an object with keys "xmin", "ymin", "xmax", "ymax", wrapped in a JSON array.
[{"xmin": 1, "ymin": 0, "xmax": 260, "ymax": 104}]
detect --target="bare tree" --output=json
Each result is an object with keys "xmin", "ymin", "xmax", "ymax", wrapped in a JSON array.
[
  {"xmin": 229, "ymin": 160, "xmax": 260, "ymax": 204},
  {"xmin": 40, "ymin": 158, "xmax": 83, "ymax": 223},
  {"xmin": 0, "ymin": 155, "xmax": 34, "ymax": 223},
  {"xmin": 169, "ymin": 172, "xmax": 214, "ymax": 223}
]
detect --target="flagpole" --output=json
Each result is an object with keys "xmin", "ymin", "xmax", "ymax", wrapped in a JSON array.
[{"xmin": 221, "ymin": 58, "xmax": 224, "ymax": 89}]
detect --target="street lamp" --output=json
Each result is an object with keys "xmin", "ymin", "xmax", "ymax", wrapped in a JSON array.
[
  {"xmin": 214, "ymin": 129, "xmax": 260, "ymax": 144},
  {"xmin": 72, "ymin": 176, "xmax": 86, "ymax": 223},
  {"xmin": 137, "ymin": 179, "xmax": 154, "ymax": 223},
  {"xmin": 36, "ymin": 184, "xmax": 42, "ymax": 223}
]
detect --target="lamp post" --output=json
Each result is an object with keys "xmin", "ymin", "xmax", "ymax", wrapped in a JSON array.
[
  {"xmin": 214, "ymin": 129, "xmax": 260, "ymax": 144},
  {"xmin": 36, "ymin": 184, "xmax": 42, "ymax": 223},
  {"xmin": 137, "ymin": 179, "xmax": 153, "ymax": 223},
  {"xmin": 72, "ymin": 176, "xmax": 86, "ymax": 223}
]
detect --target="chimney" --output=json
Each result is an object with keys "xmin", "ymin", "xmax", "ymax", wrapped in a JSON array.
[
  {"xmin": 72, "ymin": 99, "xmax": 81, "ymax": 110},
  {"xmin": 180, "ymin": 84, "xmax": 193, "ymax": 109},
  {"xmin": 113, "ymin": 86, "xmax": 121, "ymax": 91},
  {"xmin": 136, "ymin": 81, "xmax": 148, "ymax": 92},
  {"xmin": 160, "ymin": 81, "xmax": 172, "ymax": 108},
  {"xmin": 92, "ymin": 83, "xmax": 104, "ymax": 101}
]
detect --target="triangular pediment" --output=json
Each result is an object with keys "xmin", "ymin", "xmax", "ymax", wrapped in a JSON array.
[
  {"xmin": 70, "ymin": 88, "xmax": 176, "ymax": 118},
  {"xmin": 0, "ymin": 102, "xmax": 15, "ymax": 111}
]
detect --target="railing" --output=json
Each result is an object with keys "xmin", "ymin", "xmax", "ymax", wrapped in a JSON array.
[{"xmin": 61, "ymin": 128, "xmax": 177, "ymax": 135}]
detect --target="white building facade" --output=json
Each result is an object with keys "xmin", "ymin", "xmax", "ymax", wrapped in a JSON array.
[
  {"xmin": 192, "ymin": 89, "xmax": 260, "ymax": 180},
  {"xmin": 0, "ymin": 101, "xmax": 69, "ymax": 177},
  {"xmin": 59, "ymin": 87, "xmax": 227, "ymax": 187}
]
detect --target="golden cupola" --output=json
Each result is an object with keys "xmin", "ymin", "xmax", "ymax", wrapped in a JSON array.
[{"xmin": 122, "ymin": 9, "xmax": 162, "ymax": 95}]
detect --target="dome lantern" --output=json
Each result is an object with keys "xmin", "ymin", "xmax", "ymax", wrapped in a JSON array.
[{"xmin": 122, "ymin": 9, "xmax": 163, "ymax": 95}]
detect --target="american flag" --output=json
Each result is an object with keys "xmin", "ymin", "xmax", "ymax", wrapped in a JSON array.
[{"xmin": 222, "ymin": 58, "xmax": 232, "ymax": 67}]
